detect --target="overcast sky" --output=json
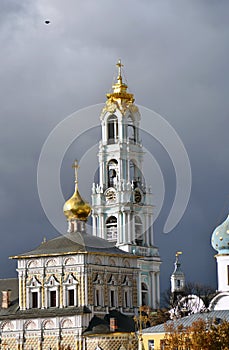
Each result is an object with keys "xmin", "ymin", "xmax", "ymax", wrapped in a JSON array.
[{"xmin": 0, "ymin": 0, "xmax": 229, "ymax": 294}]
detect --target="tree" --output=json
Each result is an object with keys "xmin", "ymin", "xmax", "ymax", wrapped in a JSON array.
[
  {"xmin": 162, "ymin": 282, "xmax": 217, "ymax": 318},
  {"xmin": 134, "ymin": 306, "xmax": 170, "ymax": 328},
  {"xmin": 163, "ymin": 318, "xmax": 229, "ymax": 349}
]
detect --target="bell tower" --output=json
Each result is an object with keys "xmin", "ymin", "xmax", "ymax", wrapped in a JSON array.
[{"xmin": 91, "ymin": 60, "xmax": 161, "ymax": 308}]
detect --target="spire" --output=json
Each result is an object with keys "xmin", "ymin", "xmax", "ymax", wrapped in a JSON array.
[
  {"xmin": 173, "ymin": 251, "xmax": 182, "ymax": 273},
  {"xmin": 72, "ymin": 159, "xmax": 79, "ymax": 191},
  {"xmin": 171, "ymin": 252, "xmax": 185, "ymax": 293},
  {"xmin": 63, "ymin": 160, "xmax": 91, "ymax": 224},
  {"xmin": 106, "ymin": 59, "xmax": 134, "ymax": 103},
  {"xmin": 116, "ymin": 59, "xmax": 124, "ymax": 85}
]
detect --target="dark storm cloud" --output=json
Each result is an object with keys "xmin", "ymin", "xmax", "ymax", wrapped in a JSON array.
[{"xmin": 0, "ymin": 0, "xmax": 228, "ymax": 293}]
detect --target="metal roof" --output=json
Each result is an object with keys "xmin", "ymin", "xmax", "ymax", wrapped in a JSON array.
[
  {"xmin": 11, "ymin": 232, "xmax": 137, "ymax": 259},
  {"xmin": 142, "ymin": 310, "xmax": 229, "ymax": 334}
]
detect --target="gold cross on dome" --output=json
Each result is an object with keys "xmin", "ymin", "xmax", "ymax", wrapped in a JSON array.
[
  {"xmin": 72, "ymin": 160, "xmax": 79, "ymax": 183},
  {"xmin": 116, "ymin": 59, "xmax": 123, "ymax": 77}
]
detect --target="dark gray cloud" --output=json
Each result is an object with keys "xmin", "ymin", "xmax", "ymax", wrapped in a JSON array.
[{"xmin": 0, "ymin": 0, "xmax": 228, "ymax": 294}]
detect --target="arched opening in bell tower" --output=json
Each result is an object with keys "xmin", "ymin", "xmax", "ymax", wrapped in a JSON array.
[
  {"xmin": 107, "ymin": 115, "xmax": 118, "ymax": 144},
  {"xmin": 106, "ymin": 216, "xmax": 117, "ymax": 242},
  {"xmin": 130, "ymin": 160, "xmax": 141, "ymax": 188},
  {"xmin": 127, "ymin": 115, "xmax": 136, "ymax": 143},
  {"xmin": 107, "ymin": 159, "xmax": 118, "ymax": 188},
  {"xmin": 135, "ymin": 216, "xmax": 143, "ymax": 246},
  {"xmin": 141, "ymin": 282, "xmax": 149, "ymax": 306}
]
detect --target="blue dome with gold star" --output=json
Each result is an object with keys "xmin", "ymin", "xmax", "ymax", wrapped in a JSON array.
[{"xmin": 211, "ymin": 215, "xmax": 229, "ymax": 254}]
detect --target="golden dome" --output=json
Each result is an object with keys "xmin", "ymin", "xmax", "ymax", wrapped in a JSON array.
[
  {"xmin": 63, "ymin": 161, "xmax": 91, "ymax": 221},
  {"xmin": 106, "ymin": 59, "xmax": 134, "ymax": 104}
]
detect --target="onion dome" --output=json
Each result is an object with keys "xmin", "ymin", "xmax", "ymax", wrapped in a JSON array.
[
  {"xmin": 211, "ymin": 215, "xmax": 229, "ymax": 254},
  {"xmin": 63, "ymin": 160, "xmax": 91, "ymax": 222},
  {"xmin": 106, "ymin": 59, "xmax": 134, "ymax": 104}
]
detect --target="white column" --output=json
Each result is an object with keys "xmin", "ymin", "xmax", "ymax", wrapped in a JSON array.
[
  {"xmin": 150, "ymin": 272, "xmax": 154, "ymax": 308},
  {"xmin": 122, "ymin": 212, "xmax": 126, "ymax": 244},
  {"xmin": 132, "ymin": 214, "xmax": 135, "ymax": 243},
  {"xmin": 152, "ymin": 272, "xmax": 157, "ymax": 309},
  {"xmin": 92, "ymin": 215, "xmax": 97, "ymax": 236},
  {"xmin": 117, "ymin": 212, "xmax": 122, "ymax": 244},
  {"xmin": 156, "ymin": 272, "xmax": 160, "ymax": 308},
  {"xmin": 101, "ymin": 214, "xmax": 105, "ymax": 239},
  {"xmin": 127, "ymin": 212, "xmax": 131, "ymax": 244}
]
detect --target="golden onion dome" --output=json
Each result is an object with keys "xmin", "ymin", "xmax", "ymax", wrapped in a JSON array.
[{"xmin": 63, "ymin": 160, "xmax": 91, "ymax": 221}]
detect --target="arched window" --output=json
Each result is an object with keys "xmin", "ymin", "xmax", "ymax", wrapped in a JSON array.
[
  {"xmin": 107, "ymin": 159, "xmax": 118, "ymax": 188},
  {"xmin": 141, "ymin": 283, "xmax": 148, "ymax": 306},
  {"xmin": 129, "ymin": 160, "xmax": 142, "ymax": 188},
  {"xmin": 106, "ymin": 216, "xmax": 117, "ymax": 242},
  {"xmin": 135, "ymin": 216, "xmax": 143, "ymax": 245},
  {"xmin": 127, "ymin": 116, "xmax": 136, "ymax": 143},
  {"xmin": 107, "ymin": 115, "xmax": 118, "ymax": 144}
]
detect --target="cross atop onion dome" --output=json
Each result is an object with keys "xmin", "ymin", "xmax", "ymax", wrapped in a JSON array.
[{"xmin": 106, "ymin": 59, "xmax": 134, "ymax": 104}]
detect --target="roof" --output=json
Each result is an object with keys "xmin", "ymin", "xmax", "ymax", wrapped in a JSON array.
[
  {"xmin": 83, "ymin": 310, "xmax": 135, "ymax": 335},
  {"xmin": 0, "ymin": 304, "xmax": 91, "ymax": 320},
  {"xmin": 11, "ymin": 232, "xmax": 137, "ymax": 259},
  {"xmin": 142, "ymin": 310, "xmax": 229, "ymax": 334}
]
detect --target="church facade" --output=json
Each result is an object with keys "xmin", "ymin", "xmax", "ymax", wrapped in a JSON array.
[{"xmin": 0, "ymin": 62, "xmax": 161, "ymax": 350}]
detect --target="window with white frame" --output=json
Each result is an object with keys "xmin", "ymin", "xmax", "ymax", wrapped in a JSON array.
[
  {"xmin": 108, "ymin": 275, "xmax": 118, "ymax": 308},
  {"xmin": 44, "ymin": 275, "xmax": 60, "ymax": 308},
  {"xmin": 93, "ymin": 274, "xmax": 103, "ymax": 307},
  {"xmin": 122, "ymin": 276, "xmax": 132, "ymax": 308},
  {"xmin": 26, "ymin": 276, "xmax": 42, "ymax": 309},
  {"xmin": 63, "ymin": 273, "xmax": 78, "ymax": 307}
]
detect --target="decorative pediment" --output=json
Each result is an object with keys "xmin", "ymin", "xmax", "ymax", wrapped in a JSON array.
[
  {"xmin": 93, "ymin": 274, "xmax": 103, "ymax": 284},
  {"xmin": 122, "ymin": 276, "xmax": 131, "ymax": 286},
  {"xmin": 63, "ymin": 273, "xmax": 78, "ymax": 285},
  {"xmin": 1, "ymin": 321, "xmax": 14, "ymax": 331},
  {"xmin": 27, "ymin": 276, "xmax": 41, "ymax": 287},
  {"xmin": 108, "ymin": 275, "xmax": 117, "ymax": 285},
  {"xmin": 95, "ymin": 346, "xmax": 103, "ymax": 350},
  {"xmin": 119, "ymin": 345, "xmax": 126, "ymax": 350},
  {"xmin": 45, "ymin": 274, "xmax": 60, "ymax": 286}
]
